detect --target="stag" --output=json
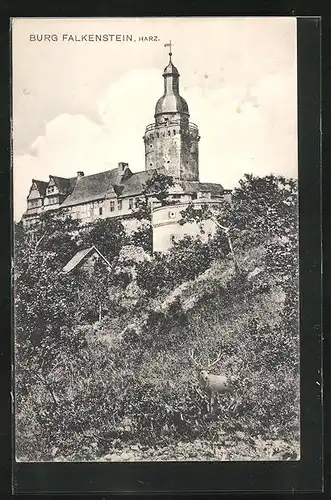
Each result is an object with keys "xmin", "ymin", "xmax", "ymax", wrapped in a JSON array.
[{"xmin": 189, "ymin": 348, "xmax": 237, "ymax": 412}]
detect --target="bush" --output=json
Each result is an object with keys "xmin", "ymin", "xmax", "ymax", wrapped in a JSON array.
[
  {"xmin": 136, "ymin": 237, "xmax": 213, "ymax": 296},
  {"xmin": 14, "ymin": 174, "xmax": 300, "ymax": 461},
  {"xmin": 15, "ymin": 271, "xmax": 299, "ymax": 461}
]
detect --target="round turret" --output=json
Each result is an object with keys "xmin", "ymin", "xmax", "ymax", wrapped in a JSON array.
[{"xmin": 143, "ymin": 46, "xmax": 200, "ymax": 181}]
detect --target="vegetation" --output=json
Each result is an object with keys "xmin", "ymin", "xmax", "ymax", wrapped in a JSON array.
[{"xmin": 14, "ymin": 174, "xmax": 300, "ymax": 462}]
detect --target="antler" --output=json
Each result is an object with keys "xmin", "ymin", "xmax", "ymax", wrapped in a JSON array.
[
  {"xmin": 206, "ymin": 349, "xmax": 223, "ymax": 370},
  {"xmin": 188, "ymin": 349, "xmax": 203, "ymax": 369}
]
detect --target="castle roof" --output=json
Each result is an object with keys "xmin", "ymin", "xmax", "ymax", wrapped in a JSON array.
[
  {"xmin": 163, "ymin": 60, "xmax": 179, "ymax": 76},
  {"xmin": 25, "ymin": 166, "xmax": 224, "ymax": 216},
  {"xmin": 60, "ymin": 169, "xmax": 119, "ymax": 207},
  {"xmin": 155, "ymin": 52, "xmax": 189, "ymax": 117},
  {"xmin": 179, "ymin": 181, "xmax": 224, "ymax": 194},
  {"xmin": 33, "ymin": 180, "xmax": 48, "ymax": 197},
  {"xmin": 50, "ymin": 175, "xmax": 76, "ymax": 194},
  {"xmin": 155, "ymin": 94, "xmax": 189, "ymax": 116},
  {"xmin": 119, "ymin": 168, "xmax": 166, "ymax": 197},
  {"xmin": 60, "ymin": 167, "xmax": 167, "ymax": 208}
]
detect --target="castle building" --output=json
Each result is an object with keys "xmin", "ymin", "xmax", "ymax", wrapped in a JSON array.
[
  {"xmin": 22, "ymin": 47, "xmax": 231, "ymax": 252},
  {"xmin": 143, "ymin": 51, "xmax": 200, "ymax": 181}
]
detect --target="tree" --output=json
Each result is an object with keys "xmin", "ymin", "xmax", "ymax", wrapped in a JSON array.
[
  {"xmin": 75, "ymin": 259, "xmax": 115, "ymax": 322},
  {"xmin": 79, "ymin": 217, "xmax": 128, "ymax": 261},
  {"xmin": 14, "ymin": 173, "xmax": 300, "ymax": 461},
  {"xmin": 179, "ymin": 199, "xmax": 239, "ymax": 269},
  {"xmin": 14, "ymin": 212, "xmax": 84, "ymax": 341},
  {"xmin": 230, "ymin": 174, "xmax": 298, "ymax": 246},
  {"xmin": 14, "ymin": 211, "xmax": 82, "ymax": 277},
  {"xmin": 129, "ymin": 171, "xmax": 175, "ymax": 253},
  {"xmin": 143, "ymin": 171, "xmax": 175, "ymax": 206},
  {"xmin": 180, "ymin": 174, "xmax": 298, "ymax": 269},
  {"xmin": 232, "ymin": 174, "xmax": 299, "ymax": 302},
  {"xmin": 130, "ymin": 221, "xmax": 153, "ymax": 253},
  {"xmin": 136, "ymin": 235, "xmax": 213, "ymax": 296}
]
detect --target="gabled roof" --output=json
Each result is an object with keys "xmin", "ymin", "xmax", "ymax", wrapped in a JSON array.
[
  {"xmin": 33, "ymin": 180, "xmax": 48, "ymax": 197},
  {"xmin": 60, "ymin": 169, "xmax": 121, "ymax": 208},
  {"xmin": 119, "ymin": 168, "xmax": 166, "ymax": 198},
  {"xmin": 60, "ymin": 167, "xmax": 165, "ymax": 207},
  {"xmin": 27, "ymin": 179, "xmax": 48, "ymax": 200},
  {"xmin": 33, "ymin": 165, "xmax": 224, "ymax": 211},
  {"xmin": 62, "ymin": 245, "xmax": 112, "ymax": 273},
  {"xmin": 50, "ymin": 175, "xmax": 76, "ymax": 194}
]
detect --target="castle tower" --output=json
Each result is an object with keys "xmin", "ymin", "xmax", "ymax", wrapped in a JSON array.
[{"xmin": 143, "ymin": 43, "xmax": 200, "ymax": 181}]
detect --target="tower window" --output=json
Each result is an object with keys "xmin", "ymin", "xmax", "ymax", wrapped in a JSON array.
[
  {"xmin": 168, "ymin": 130, "xmax": 171, "ymax": 136},
  {"xmin": 173, "ymin": 130, "xmax": 176, "ymax": 135}
]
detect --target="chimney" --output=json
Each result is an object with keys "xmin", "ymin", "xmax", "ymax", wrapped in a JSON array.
[
  {"xmin": 77, "ymin": 171, "xmax": 84, "ymax": 180},
  {"xmin": 118, "ymin": 162, "xmax": 128, "ymax": 172}
]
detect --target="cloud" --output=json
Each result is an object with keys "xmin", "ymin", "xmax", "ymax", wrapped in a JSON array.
[
  {"xmin": 13, "ymin": 66, "xmax": 297, "ymax": 221},
  {"xmin": 184, "ymin": 70, "xmax": 297, "ymax": 187},
  {"xmin": 13, "ymin": 68, "xmax": 162, "ymax": 221}
]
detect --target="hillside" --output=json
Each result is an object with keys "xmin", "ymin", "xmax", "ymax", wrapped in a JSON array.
[{"xmin": 14, "ymin": 174, "xmax": 300, "ymax": 462}]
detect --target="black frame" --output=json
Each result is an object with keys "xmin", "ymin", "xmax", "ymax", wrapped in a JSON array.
[{"xmin": 7, "ymin": 15, "xmax": 323, "ymax": 495}]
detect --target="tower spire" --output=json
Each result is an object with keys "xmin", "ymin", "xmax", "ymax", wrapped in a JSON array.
[
  {"xmin": 164, "ymin": 40, "xmax": 173, "ymax": 62},
  {"xmin": 143, "ymin": 46, "xmax": 200, "ymax": 181}
]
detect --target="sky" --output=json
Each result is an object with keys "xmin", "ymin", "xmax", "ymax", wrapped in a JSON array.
[{"xmin": 12, "ymin": 17, "xmax": 298, "ymax": 221}]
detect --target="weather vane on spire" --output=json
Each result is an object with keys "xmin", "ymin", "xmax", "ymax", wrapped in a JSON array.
[{"xmin": 164, "ymin": 40, "xmax": 173, "ymax": 60}]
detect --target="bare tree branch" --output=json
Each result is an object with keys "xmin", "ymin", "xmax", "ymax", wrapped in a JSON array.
[
  {"xmin": 211, "ymin": 217, "xmax": 240, "ymax": 271},
  {"xmin": 34, "ymin": 232, "xmax": 47, "ymax": 253}
]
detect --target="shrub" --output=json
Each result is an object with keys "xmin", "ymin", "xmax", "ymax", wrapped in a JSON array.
[
  {"xmin": 136, "ymin": 237, "xmax": 213, "ymax": 296},
  {"xmin": 14, "ymin": 174, "xmax": 300, "ymax": 461}
]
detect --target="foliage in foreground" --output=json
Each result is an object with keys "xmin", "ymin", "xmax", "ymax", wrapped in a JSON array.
[{"xmin": 14, "ymin": 174, "xmax": 300, "ymax": 461}]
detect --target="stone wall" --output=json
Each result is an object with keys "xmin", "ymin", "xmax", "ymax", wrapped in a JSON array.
[
  {"xmin": 152, "ymin": 200, "xmax": 223, "ymax": 253},
  {"xmin": 144, "ymin": 118, "xmax": 200, "ymax": 181},
  {"xmin": 180, "ymin": 126, "xmax": 199, "ymax": 181}
]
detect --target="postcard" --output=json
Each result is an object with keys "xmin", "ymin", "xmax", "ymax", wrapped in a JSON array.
[{"xmin": 12, "ymin": 17, "xmax": 300, "ymax": 463}]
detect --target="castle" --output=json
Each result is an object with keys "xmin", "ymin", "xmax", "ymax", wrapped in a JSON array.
[{"xmin": 22, "ymin": 45, "xmax": 231, "ymax": 252}]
